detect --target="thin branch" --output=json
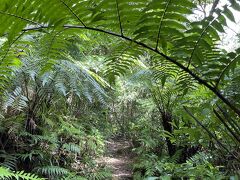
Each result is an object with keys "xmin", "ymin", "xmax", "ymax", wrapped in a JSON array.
[
  {"xmin": 213, "ymin": 109, "xmax": 240, "ymax": 143},
  {"xmin": 60, "ymin": 0, "xmax": 86, "ymax": 27},
  {"xmin": 0, "ymin": 31, "xmax": 25, "ymax": 64},
  {"xmin": 46, "ymin": 28, "xmax": 67, "ymax": 58},
  {"xmin": 155, "ymin": 0, "xmax": 171, "ymax": 50},
  {"xmin": 187, "ymin": 2, "xmax": 228, "ymax": 68},
  {"xmin": 197, "ymin": 0, "xmax": 207, "ymax": 18},
  {"xmin": 183, "ymin": 106, "xmax": 239, "ymax": 160},
  {"xmin": 23, "ymin": 72, "xmax": 30, "ymax": 102},
  {"xmin": 187, "ymin": 17, "xmax": 216, "ymax": 67},
  {"xmin": 21, "ymin": 24, "xmax": 240, "ymax": 117},
  {"xmin": 226, "ymin": 25, "xmax": 238, "ymax": 34},
  {"xmin": 217, "ymin": 105, "xmax": 240, "ymax": 133},
  {"xmin": 115, "ymin": 0, "xmax": 123, "ymax": 36},
  {"xmin": 209, "ymin": 0, "xmax": 220, "ymax": 17},
  {"xmin": 0, "ymin": 10, "xmax": 42, "ymax": 26},
  {"xmin": 215, "ymin": 54, "xmax": 240, "ymax": 88},
  {"xmin": 23, "ymin": 26, "xmax": 49, "ymax": 32}
]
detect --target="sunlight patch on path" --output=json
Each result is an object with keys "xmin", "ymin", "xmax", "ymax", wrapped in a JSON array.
[{"xmin": 96, "ymin": 139, "xmax": 134, "ymax": 179}]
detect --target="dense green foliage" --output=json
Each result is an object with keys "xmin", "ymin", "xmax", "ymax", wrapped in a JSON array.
[{"xmin": 0, "ymin": 0, "xmax": 240, "ymax": 179}]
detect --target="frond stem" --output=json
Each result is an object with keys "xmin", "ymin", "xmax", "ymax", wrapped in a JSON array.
[
  {"xmin": 213, "ymin": 109, "xmax": 240, "ymax": 143},
  {"xmin": 60, "ymin": 0, "xmax": 86, "ymax": 27},
  {"xmin": 0, "ymin": 10, "xmax": 43, "ymax": 27},
  {"xmin": 215, "ymin": 54, "xmax": 240, "ymax": 88},
  {"xmin": 155, "ymin": 0, "xmax": 171, "ymax": 50},
  {"xmin": 209, "ymin": 0, "xmax": 220, "ymax": 16},
  {"xmin": 0, "ymin": 31, "xmax": 25, "ymax": 64},
  {"xmin": 184, "ymin": 106, "xmax": 239, "ymax": 161},
  {"xmin": 187, "ymin": 17, "xmax": 216, "ymax": 68},
  {"xmin": 115, "ymin": 0, "xmax": 123, "ymax": 36}
]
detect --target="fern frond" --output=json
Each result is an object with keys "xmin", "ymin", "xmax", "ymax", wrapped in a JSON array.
[
  {"xmin": 62, "ymin": 143, "xmax": 80, "ymax": 154},
  {"xmin": 0, "ymin": 0, "xmax": 240, "ymax": 114},
  {"xmin": 4, "ymin": 87, "xmax": 28, "ymax": 112},
  {"xmin": 0, "ymin": 166, "xmax": 45, "ymax": 180},
  {"xmin": 35, "ymin": 166, "xmax": 69, "ymax": 177},
  {"xmin": 0, "ymin": 152, "xmax": 17, "ymax": 170},
  {"xmin": 104, "ymin": 42, "xmax": 144, "ymax": 83}
]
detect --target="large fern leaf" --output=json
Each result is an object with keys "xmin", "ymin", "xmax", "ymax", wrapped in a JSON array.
[{"xmin": 0, "ymin": 166, "xmax": 45, "ymax": 180}]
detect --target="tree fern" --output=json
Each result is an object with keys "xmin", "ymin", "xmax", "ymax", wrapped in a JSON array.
[
  {"xmin": 0, "ymin": 0, "xmax": 240, "ymax": 115},
  {"xmin": 3, "ymin": 50, "xmax": 108, "ymax": 115}
]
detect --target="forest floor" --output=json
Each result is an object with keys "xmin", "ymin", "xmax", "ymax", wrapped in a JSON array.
[{"xmin": 96, "ymin": 138, "xmax": 134, "ymax": 180}]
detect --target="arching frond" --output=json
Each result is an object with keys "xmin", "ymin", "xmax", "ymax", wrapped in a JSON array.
[
  {"xmin": 0, "ymin": 0, "xmax": 240, "ymax": 114},
  {"xmin": 104, "ymin": 42, "xmax": 144, "ymax": 83}
]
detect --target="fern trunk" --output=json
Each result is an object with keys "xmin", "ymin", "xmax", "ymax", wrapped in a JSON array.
[{"xmin": 161, "ymin": 111, "xmax": 176, "ymax": 156}]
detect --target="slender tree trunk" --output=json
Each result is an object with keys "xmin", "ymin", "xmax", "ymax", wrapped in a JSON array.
[{"xmin": 161, "ymin": 111, "xmax": 176, "ymax": 156}]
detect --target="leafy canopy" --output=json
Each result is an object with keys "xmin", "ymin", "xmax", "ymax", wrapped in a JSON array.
[{"xmin": 0, "ymin": 0, "xmax": 240, "ymax": 114}]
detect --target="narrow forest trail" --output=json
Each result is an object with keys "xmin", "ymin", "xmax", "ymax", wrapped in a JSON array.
[{"xmin": 96, "ymin": 138, "xmax": 134, "ymax": 180}]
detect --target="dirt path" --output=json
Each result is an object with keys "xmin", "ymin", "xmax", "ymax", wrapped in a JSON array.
[{"xmin": 96, "ymin": 138, "xmax": 134, "ymax": 179}]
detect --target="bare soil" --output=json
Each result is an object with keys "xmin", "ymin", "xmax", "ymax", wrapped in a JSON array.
[{"xmin": 96, "ymin": 138, "xmax": 134, "ymax": 180}]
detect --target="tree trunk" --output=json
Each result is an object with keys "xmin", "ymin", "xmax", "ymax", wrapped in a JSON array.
[{"xmin": 161, "ymin": 111, "xmax": 176, "ymax": 156}]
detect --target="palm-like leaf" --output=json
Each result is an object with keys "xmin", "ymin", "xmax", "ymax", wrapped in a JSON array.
[{"xmin": 0, "ymin": 0, "xmax": 240, "ymax": 114}]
